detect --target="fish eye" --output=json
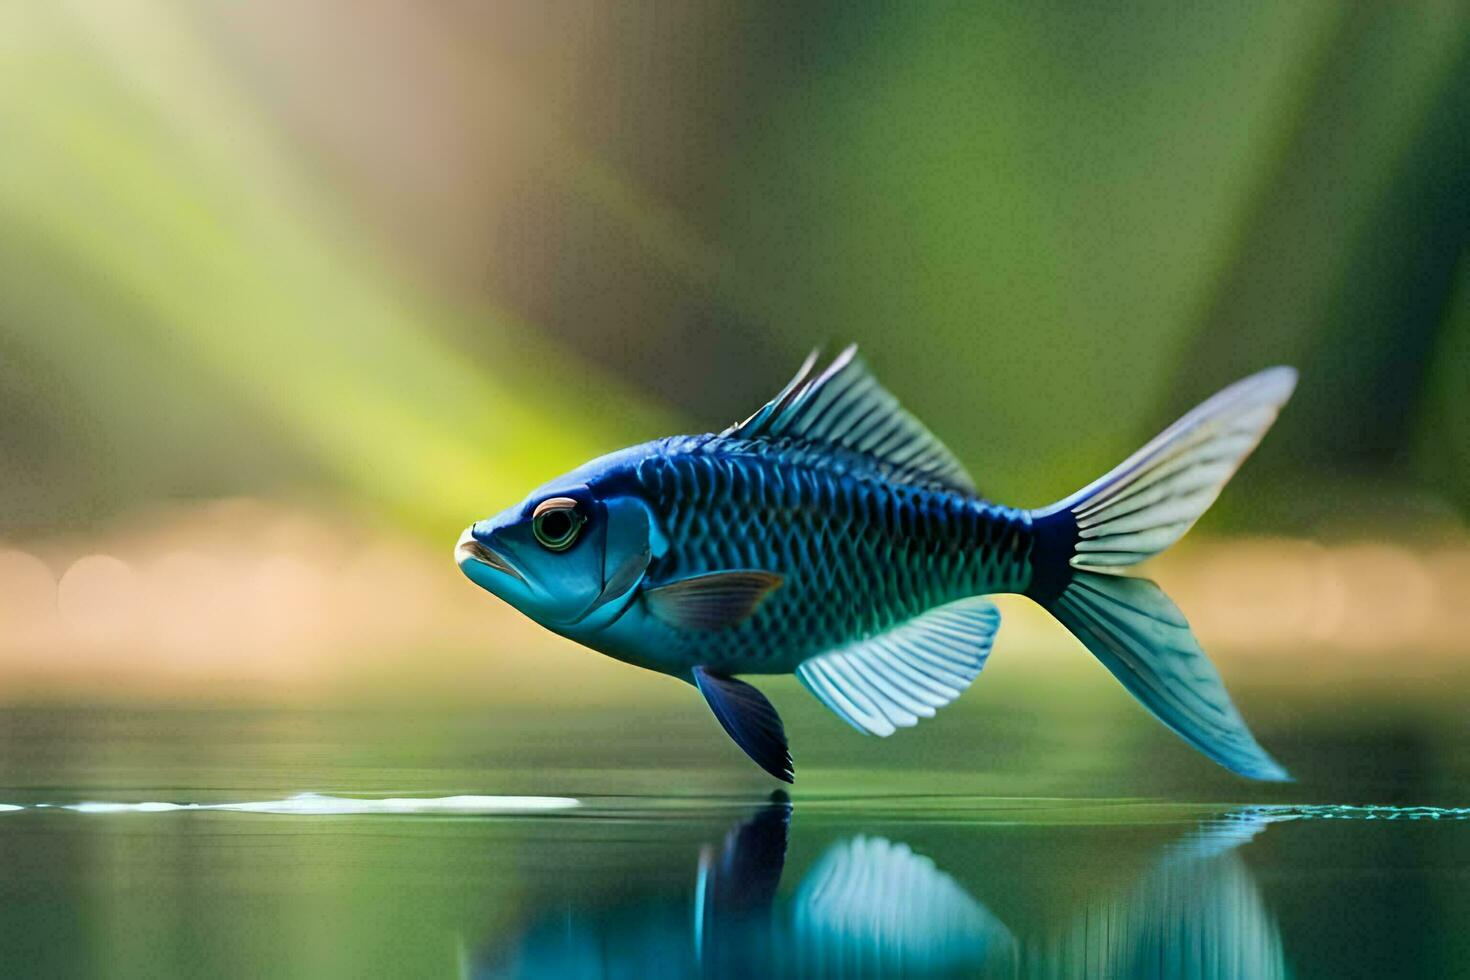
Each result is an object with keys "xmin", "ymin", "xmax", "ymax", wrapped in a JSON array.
[{"xmin": 531, "ymin": 497, "xmax": 585, "ymax": 552}]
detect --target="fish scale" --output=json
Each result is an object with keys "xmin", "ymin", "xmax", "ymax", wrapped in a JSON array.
[{"xmin": 634, "ymin": 436, "xmax": 1033, "ymax": 672}]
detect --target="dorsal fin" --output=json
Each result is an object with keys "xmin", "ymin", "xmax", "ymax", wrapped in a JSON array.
[{"xmin": 723, "ymin": 345, "xmax": 976, "ymax": 494}]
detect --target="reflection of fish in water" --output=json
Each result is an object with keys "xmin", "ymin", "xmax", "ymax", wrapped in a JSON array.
[
  {"xmin": 475, "ymin": 799, "xmax": 1012, "ymax": 979},
  {"xmin": 475, "ymin": 803, "xmax": 1287, "ymax": 980},
  {"xmin": 1022, "ymin": 815, "xmax": 1287, "ymax": 980},
  {"xmin": 458, "ymin": 346, "xmax": 1295, "ymax": 782}
]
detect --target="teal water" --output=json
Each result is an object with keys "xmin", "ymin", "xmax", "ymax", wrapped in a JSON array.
[{"xmin": 0, "ymin": 702, "xmax": 1466, "ymax": 978}]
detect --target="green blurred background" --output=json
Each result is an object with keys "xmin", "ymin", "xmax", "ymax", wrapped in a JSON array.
[
  {"xmin": 0, "ymin": 6, "xmax": 1468, "ymax": 977},
  {"xmin": 0, "ymin": 1, "xmax": 1465, "ymax": 711}
]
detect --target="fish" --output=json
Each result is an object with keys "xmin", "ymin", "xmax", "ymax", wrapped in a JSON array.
[{"xmin": 456, "ymin": 345, "xmax": 1297, "ymax": 783}]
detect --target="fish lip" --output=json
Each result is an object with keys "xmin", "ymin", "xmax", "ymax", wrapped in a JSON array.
[{"xmin": 456, "ymin": 535, "xmax": 526, "ymax": 584}]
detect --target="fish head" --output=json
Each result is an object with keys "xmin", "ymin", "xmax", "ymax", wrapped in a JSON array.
[{"xmin": 457, "ymin": 456, "xmax": 659, "ymax": 632}]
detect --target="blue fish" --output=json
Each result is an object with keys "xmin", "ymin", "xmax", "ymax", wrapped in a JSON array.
[{"xmin": 457, "ymin": 347, "xmax": 1297, "ymax": 783}]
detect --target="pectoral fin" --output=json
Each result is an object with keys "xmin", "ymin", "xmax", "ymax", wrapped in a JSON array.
[
  {"xmin": 694, "ymin": 667, "xmax": 793, "ymax": 783},
  {"xmin": 645, "ymin": 570, "xmax": 783, "ymax": 630}
]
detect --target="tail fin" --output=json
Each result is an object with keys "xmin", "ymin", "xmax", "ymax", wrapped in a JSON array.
[
  {"xmin": 1048, "ymin": 571, "xmax": 1288, "ymax": 780},
  {"xmin": 1033, "ymin": 366, "xmax": 1297, "ymax": 568},
  {"xmin": 1029, "ymin": 367, "xmax": 1297, "ymax": 781}
]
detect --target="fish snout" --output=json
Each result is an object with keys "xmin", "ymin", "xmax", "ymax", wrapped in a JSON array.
[
  {"xmin": 454, "ymin": 525, "xmax": 477, "ymax": 564},
  {"xmin": 455, "ymin": 525, "xmax": 525, "ymax": 583}
]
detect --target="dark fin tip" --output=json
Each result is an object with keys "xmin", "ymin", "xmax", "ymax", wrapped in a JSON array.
[{"xmin": 694, "ymin": 667, "xmax": 794, "ymax": 783}]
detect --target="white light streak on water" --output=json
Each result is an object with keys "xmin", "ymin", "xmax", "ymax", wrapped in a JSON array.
[{"xmin": 10, "ymin": 793, "xmax": 580, "ymax": 815}]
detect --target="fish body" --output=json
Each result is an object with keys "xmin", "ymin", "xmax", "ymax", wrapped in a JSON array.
[
  {"xmin": 458, "ymin": 346, "xmax": 1298, "ymax": 783},
  {"xmin": 543, "ymin": 433, "xmax": 1030, "ymax": 676}
]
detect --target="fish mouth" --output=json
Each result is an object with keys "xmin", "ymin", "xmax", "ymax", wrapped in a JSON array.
[{"xmin": 455, "ymin": 532, "xmax": 525, "ymax": 583}]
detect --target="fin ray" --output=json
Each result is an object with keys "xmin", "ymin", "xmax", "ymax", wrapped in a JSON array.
[
  {"xmin": 1034, "ymin": 366, "xmax": 1297, "ymax": 570},
  {"xmin": 801, "ymin": 663, "xmax": 872, "ymax": 734},
  {"xmin": 1049, "ymin": 571, "xmax": 1289, "ymax": 781},
  {"xmin": 792, "ymin": 836, "xmax": 1012, "ymax": 966},
  {"xmin": 797, "ymin": 598, "xmax": 1000, "ymax": 737},
  {"xmin": 723, "ymin": 345, "xmax": 977, "ymax": 494},
  {"xmin": 644, "ymin": 570, "xmax": 783, "ymax": 630}
]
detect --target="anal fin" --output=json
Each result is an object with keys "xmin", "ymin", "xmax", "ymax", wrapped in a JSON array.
[
  {"xmin": 694, "ymin": 667, "xmax": 794, "ymax": 783},
  {"xmin": 797, "ymin": 598, "xmax": 1000, "ymax": 737}
]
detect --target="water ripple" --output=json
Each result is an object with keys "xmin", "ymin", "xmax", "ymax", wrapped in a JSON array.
[
  {"xmin": 1237, "ymin": 804, "xmax": 1470, "ymax": 822},
  {"xmin": 1, "ymin": 797, "xmax": 1465, "ymax": 822}
]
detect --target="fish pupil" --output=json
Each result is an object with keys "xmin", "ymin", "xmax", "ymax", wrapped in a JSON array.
[
  {"xmin": 541, "ymin": 511, "xmax": 571, "ymax": 539},
  {"xmin": 533, "ymin": 507, "xmax": 582, "ymax": 550}
]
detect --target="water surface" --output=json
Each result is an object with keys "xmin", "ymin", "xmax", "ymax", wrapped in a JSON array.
[{"xmin": 0, "ymin": 698, "xmax": 1465, "ymax": 978}]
